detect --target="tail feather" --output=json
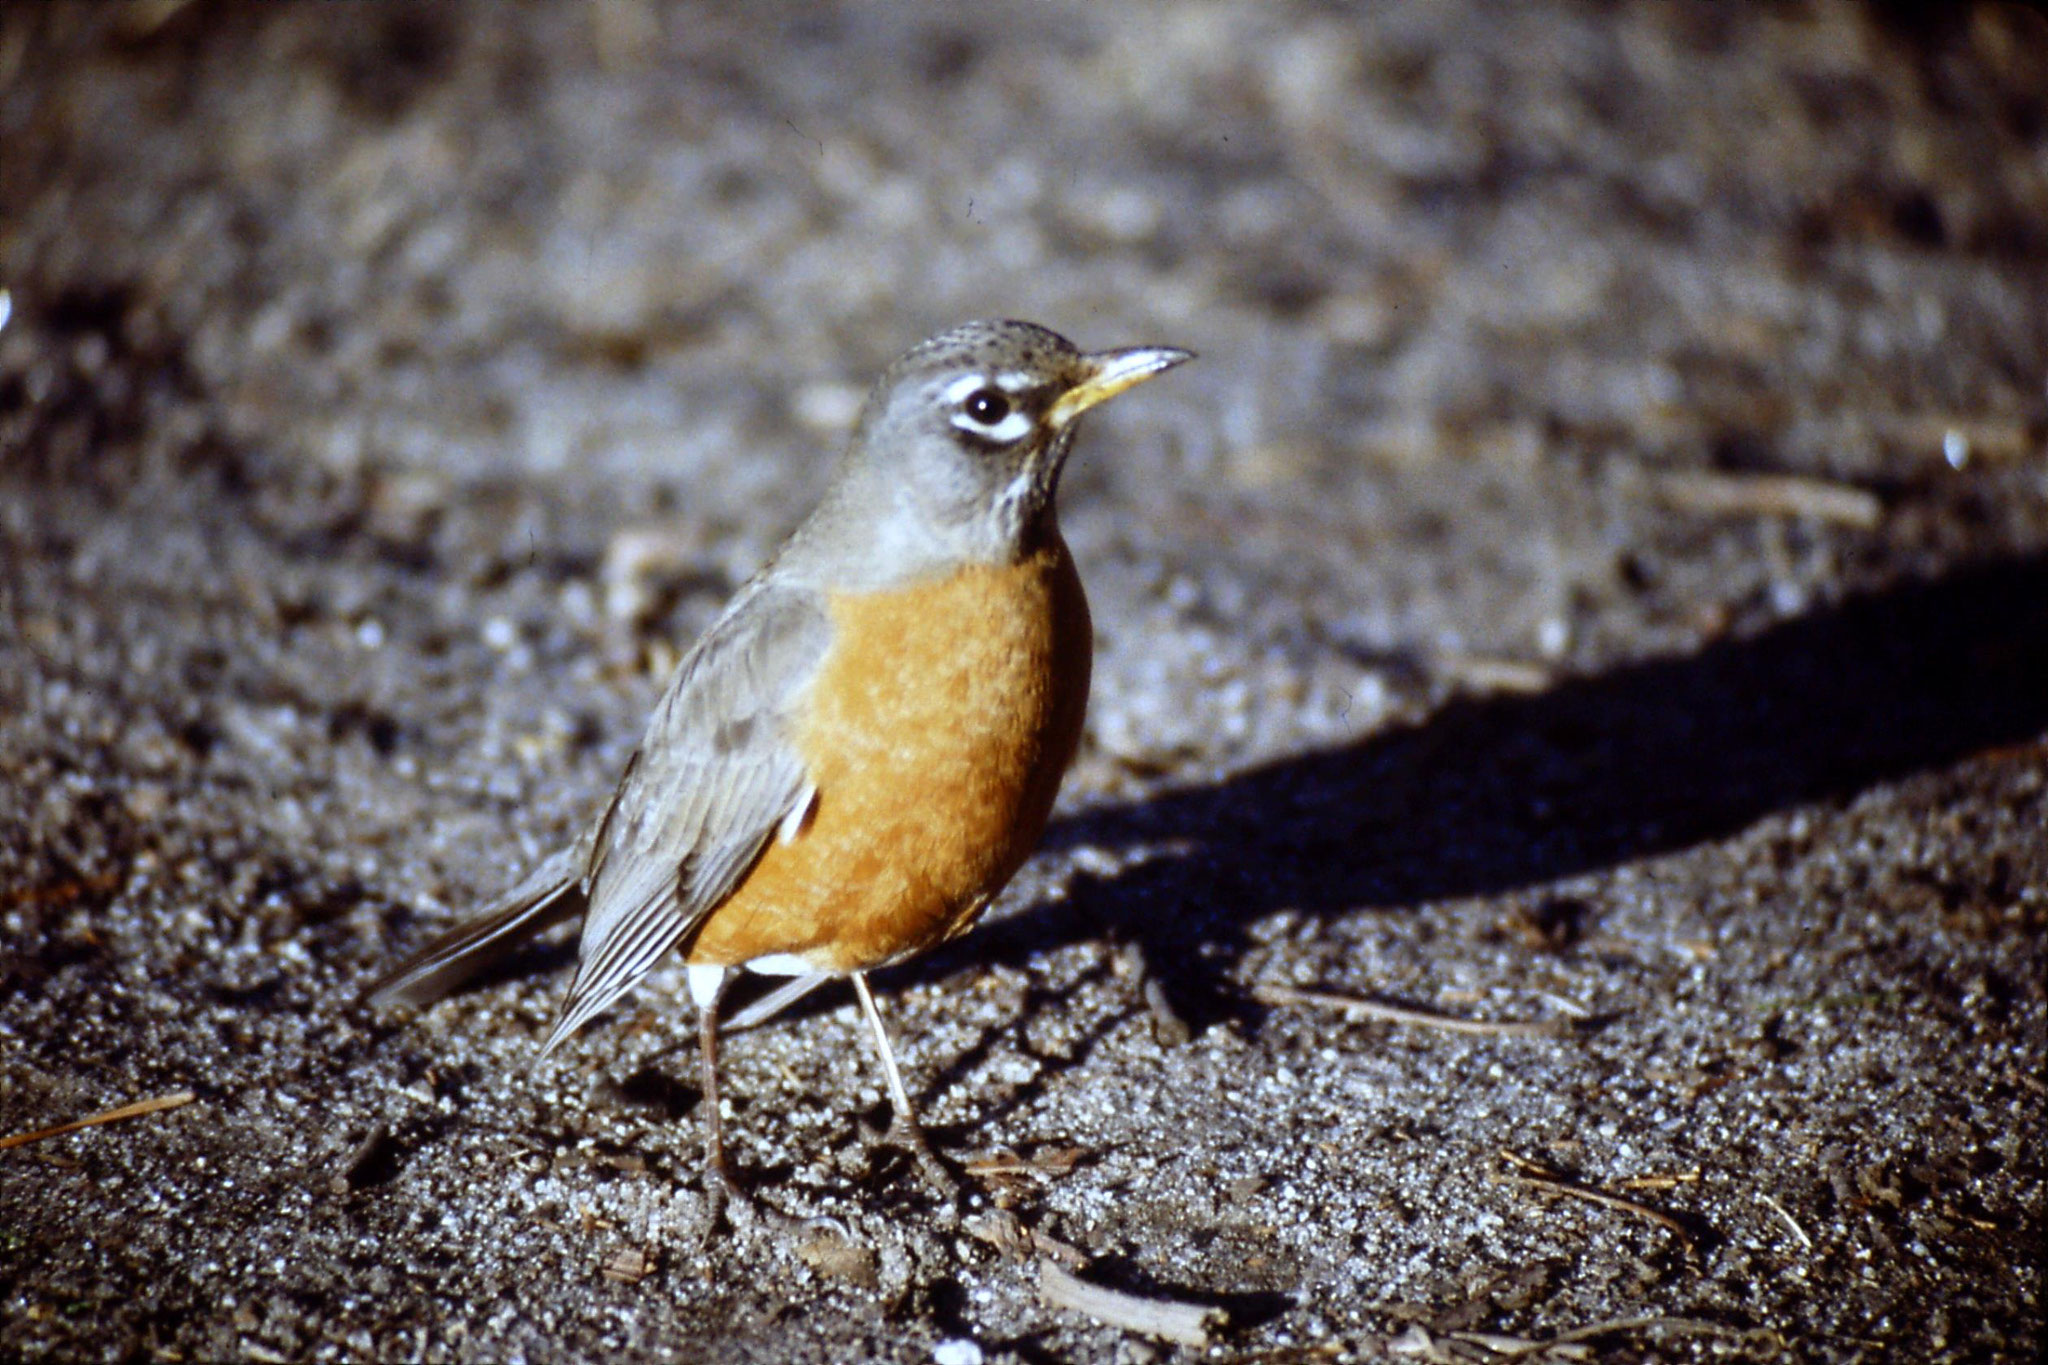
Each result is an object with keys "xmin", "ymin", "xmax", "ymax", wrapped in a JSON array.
[
  {"xmin": 364, "ymin": 845, "xmax": 584, "ymax": 1009},
  {"xmin": 724, "ymin": 974, "xmax": 830, "ymax": 1033}
]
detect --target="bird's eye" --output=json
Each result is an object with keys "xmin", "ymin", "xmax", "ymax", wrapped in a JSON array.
[{"xmin": 963, "ymin": 389, "xmax": 1010, "ymax": 425}]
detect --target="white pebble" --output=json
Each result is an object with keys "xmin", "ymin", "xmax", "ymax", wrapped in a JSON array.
[{"xmin": 1942, "ymin": 428, "xmax": 1969, "ymax": 469}]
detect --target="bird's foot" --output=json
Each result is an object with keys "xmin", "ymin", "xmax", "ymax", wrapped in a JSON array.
[
  {"xmin": 697, "ymin": 1159, "xmax": 795, "ymax": 1245},
  {"xmin": 862, "ymin": 1112, "xmax": 964, "ymax": 1206}
]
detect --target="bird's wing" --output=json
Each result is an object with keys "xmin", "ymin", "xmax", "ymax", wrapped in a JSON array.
[{"xmin": 542, "ymin": 581, "xmax": 831, "ymax": 1052}]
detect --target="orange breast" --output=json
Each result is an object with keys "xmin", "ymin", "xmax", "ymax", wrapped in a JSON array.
[{"xmin": 686, "ymin": 537, "xmax": 1092, "ymax": 973}]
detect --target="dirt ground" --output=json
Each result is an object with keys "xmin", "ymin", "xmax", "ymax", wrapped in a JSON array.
[{"xmin": 2, "ymin": 2, "xmax": 2044, "ymax": 1361}]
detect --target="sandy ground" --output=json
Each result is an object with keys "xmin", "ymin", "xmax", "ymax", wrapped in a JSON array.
[{"xmin": 2, "ymin": 2, "xmax": 2044, "ymax": 1361}]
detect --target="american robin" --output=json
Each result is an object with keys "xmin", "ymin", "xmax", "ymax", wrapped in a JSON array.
[{"xmin": 368, "ymin": 319, "xmax": 1191, "ymax": 1210}]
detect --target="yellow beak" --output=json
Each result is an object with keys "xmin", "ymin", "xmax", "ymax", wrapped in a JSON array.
[{"xmin": 1049, "ymin": 345, "xmax": 1195, "ymax": 429}]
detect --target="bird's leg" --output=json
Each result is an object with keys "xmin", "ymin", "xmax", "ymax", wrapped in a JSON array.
[
  {"xmin": 687, "ymin": 964, "xmax": 755, "ymax": 1230},
  {"xmin": 852, "ymin": 972, "xmax": 961, "ymax": 1199}
]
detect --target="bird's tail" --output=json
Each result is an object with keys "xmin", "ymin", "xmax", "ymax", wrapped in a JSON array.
[{"xmin": 363, "ymin": 845, "xmax": 585, "ymax": 1010}]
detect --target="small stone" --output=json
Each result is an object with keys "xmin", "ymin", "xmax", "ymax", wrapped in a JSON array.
[{"xmin": 796, "ymin": 1228, "xmax": 880, "ymax": 1289}]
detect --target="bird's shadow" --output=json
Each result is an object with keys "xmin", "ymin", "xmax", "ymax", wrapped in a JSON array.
[
  {"xmin": 893, "ymin": 550, "xmax": 2048, "ymax": 1028},
  {"xmin": 441, "ymin": 551, "xmax": 2047, "ymax": 1055}
]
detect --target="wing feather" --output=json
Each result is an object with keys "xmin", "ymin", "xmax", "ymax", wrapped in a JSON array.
[{"xmin": 541, "ymin": 582, "xmax": 830, "ymax": 1052}]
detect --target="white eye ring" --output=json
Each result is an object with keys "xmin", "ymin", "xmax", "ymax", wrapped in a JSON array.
[
  {"xmin": 943, "ymin": 373, "xmax": 1034, "ymax": 444},
  {"xmin": 951, "ymin": 406, "xmax": 1034, "ymax": 445},
  {"xmin": 941, "ymin": 373, "xmax": 996, "ymax": 405}
]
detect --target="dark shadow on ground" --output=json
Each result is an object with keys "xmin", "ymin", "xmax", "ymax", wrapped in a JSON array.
[{"xmin": 910, "ymin": 551, "xmax": 2048, "ymax": 1026}]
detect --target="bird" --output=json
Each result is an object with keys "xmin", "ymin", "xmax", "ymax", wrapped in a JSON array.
[{"xmin": 367, "ymin": 319, "xmax": 1192, "ymax": 1214}]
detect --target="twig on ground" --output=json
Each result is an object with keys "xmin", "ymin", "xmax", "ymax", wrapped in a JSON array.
[
  {"xmin": 1037, "ymin": 1258, "xmax": 1224, "ymax": 1347},
  {"xmin": 964, "ymin": 1145, "xmax": 1085, "ymax": 1179},
  {"xmin": 1438, "ymin": 655, "xmax": 1554, "ymax": 694},
  {"xmin": 1029, "ymin": 1228, "xmax": 1092, "ymax": 1271},
  {"xmin": 1253, "ymin": 984, "xmax": 1573, "ymax": 1037},
  {"xmin": 1649, "ymin": 469, "xmax": 1882, "ymax": 528},
  {"xmin": 1495, "ymin": 1150, "xmax": 1698, "ymax": 1256},
  {"xmin": 1447, "ymin": 1328, "xmax": 1592, "ymax": 1358},
  {"xmin": 1544, "ymin": 1315, "xmax": 1771, "ymax": 1348},
  {"xmin": 1, "ymin": 1090, "xmax": 197, "ymax": 1152},
  {"xmin": 1757, "ymin": 1191, "xmax": 1814, "ymax": 1251},
  {"xmin": 1611, "ymin": 1167, "xmax": 1701, "ymax": 1191},
  {"xmin": 1444, "ymin": 1315, "xmax": 1767, "ymax": 1357}
]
